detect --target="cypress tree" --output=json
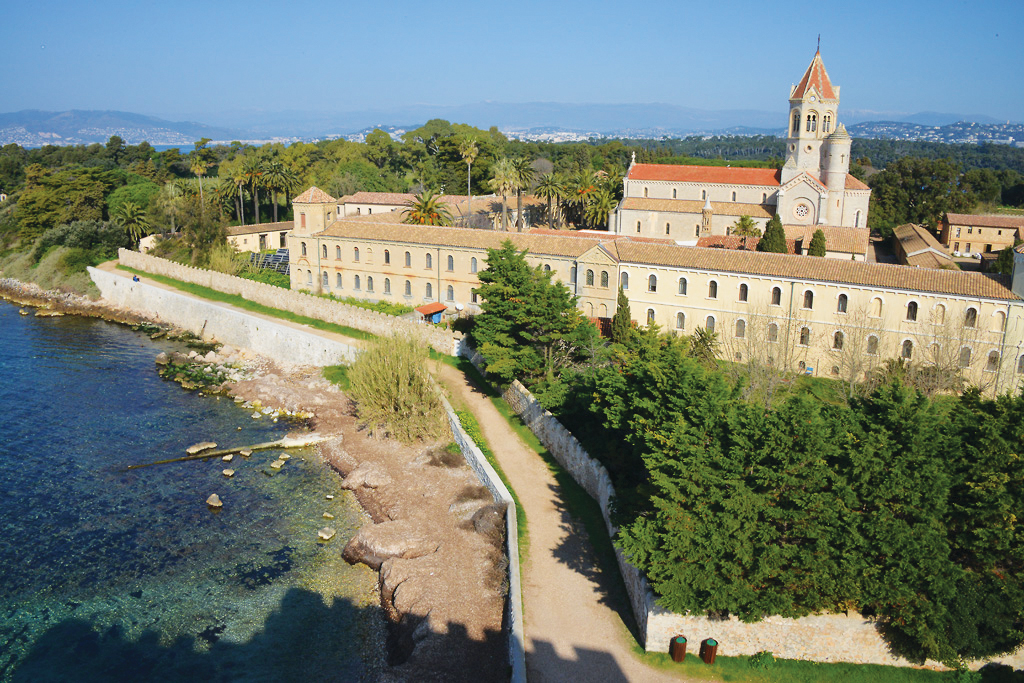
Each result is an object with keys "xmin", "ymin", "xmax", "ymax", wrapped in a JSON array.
[
  {"xmin": 611, "ymin": 285, "xmax": 632, "ymax": 345},
  {"xmin": 808, "ymin": 228, "xmax": 827, "ymax": 257},
  {"xmin": 757, "ymin": 214, "xmax": 787, "ymax": 253}
]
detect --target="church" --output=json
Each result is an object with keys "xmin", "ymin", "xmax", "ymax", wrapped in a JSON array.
[{"xmin": 612, "ymin": 51, "xmax": 871, "ymax": 244}]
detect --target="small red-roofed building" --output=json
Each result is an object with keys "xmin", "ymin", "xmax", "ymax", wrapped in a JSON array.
[{"xmin": 613, "ymin": 50, "xmax": 870, "ymax": 241}]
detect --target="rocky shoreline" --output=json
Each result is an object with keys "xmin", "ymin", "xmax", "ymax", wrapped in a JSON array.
[{"xmin": 2, "ymin": 276, "xmax": 509, "ymax": 682}]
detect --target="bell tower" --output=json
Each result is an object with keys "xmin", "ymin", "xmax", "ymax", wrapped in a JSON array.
[{"xmin": 782, "ymin": 49, "xmax": 840, "ymax": 184}]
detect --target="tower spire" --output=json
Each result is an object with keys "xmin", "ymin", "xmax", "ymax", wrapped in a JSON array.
[{"xmin": 817, "ymin": 34, "xmax": 820, "ymax": 52}]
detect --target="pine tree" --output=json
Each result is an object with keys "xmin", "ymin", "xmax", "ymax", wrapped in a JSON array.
[
  {"xmin": 808, "ymin": 228, "xmax": 827, "ymax": 257},
  {"xmin": 610, "ymin": 285, "xmax": 632, "ymax": 345},
  {"xmin": 757, "ymin": 214, "xmax": 787, "ymax": 253}
]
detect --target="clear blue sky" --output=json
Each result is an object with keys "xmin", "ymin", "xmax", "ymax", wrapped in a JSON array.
[{"xmin": 2, "ymin": 0, "xmax": 1022, "ymax": 122}]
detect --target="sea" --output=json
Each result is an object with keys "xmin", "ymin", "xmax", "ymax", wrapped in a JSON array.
[{"xmin": 0, "ymin": 300, "xmax": 384, "ymax": 682}]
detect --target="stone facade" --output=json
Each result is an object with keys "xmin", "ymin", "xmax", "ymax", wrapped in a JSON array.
[
  {"xmin": 116, "ymin": 249, "xmax": 461, "ymax": 356},
  {"xmin": 940, "ymin": 213, "xmax": 1024, "ymax": 257}
]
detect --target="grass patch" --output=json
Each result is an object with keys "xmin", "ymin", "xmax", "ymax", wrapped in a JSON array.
[
  {"xmin": 322, "ymin": 364, "xmax": 351, "ymax": 391},
  {"xmin": 633, "ymin": 649, "xmax": 952, "ymax": 682},
  {"xmin": 117, "ymin": 265, "xmax": 377, "ymax": 342},
  {"xmin": 322, "ymin": 293, "xmax": 414, "ymax": 317},
  {"xmin": 238, "ymin": 269, "xmax": 290, "ymax": 288},
  {"xmin": 452, "ymin": 405, "xmax": 529, "ymax": 560}
]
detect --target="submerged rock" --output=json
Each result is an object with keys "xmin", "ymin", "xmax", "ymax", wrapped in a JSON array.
[
  {"xmin": 239, "ymin": 449, "xmax": 252, "ymax": 457},
  {"xmin": 206, "ymin": 494, "xmax": 223, "ymax": 507},
  {"xmin": 340, "ymin": 462, "xmax": 392, "ymax": 490},
  {"xmin": 222, "ymin": 454, "xmax": 233, "ymax": 462},
  {"xmin": 270, "ymin": 460, "xmax": 285, "ymax": 469},
  {"xmin": 323, "ymin": 512, "xmax": 334, "ymax": 519},
  {"xmin": 154, "ymin": 352, "xmax": 169, "ymax": 366},
  {"xmin": 187, "ymin": 441, "xmax": 217, "ymax": 455},
  {"xmin": 222, "ymin": 469, "xmax": 235, "ymax": 477},
  {"xmin": 318, "ymin": 527, "xmax": 336, "ymax": 541}
]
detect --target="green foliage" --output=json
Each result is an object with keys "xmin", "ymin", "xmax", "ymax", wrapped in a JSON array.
[
  {"xmin": 991, "ymin": 240, "xmax": 1021, "ymax": 276},
  {"xmin": 757, "ymin": 215, "xmax": 787, "ymax": 253},
  {"xmin": 610, "ymin": 285, "xmax": 632, "ymax": 345},
  {"xmin": 32, "ymin": 219, "xmax": 131, "ymax": 263},
  {"xmin": 688, "ymin": 326, "xmax": 721, "ymax": 367},
  {"xmin": 321, "ymin": 364, "xmax": 351, "ymax": 391},
  {"xmin": 748, "ymin": 651, "xmax": 777, "ymax": 671},
  {"xmin": 15, "ymin": 165, "xmax": 119, "ymax": 239},
  {"xmin": 238, "ymin": 269, "xmax": 291, "ymax": 288},
  {"xmin": 347, "ymin": 334, "xmax": 446, "ymax": 442},
  {"xmin": 106, "ymin": 179, "xmax": 160, "ymax": 215},
  {"xmin": 808, "ymin": 228, "xmax": 827, "ymax": 256},
  {"xmin": 404, "ymin": 190, "xmax": 452, "ymax": 226},
  {"xmin": 731, "ymin": 215, "xmax": 762, "ymax": 238},
  {"xmin": 868, "ymin": 157, "xmax": 972, "ymax": 236}
]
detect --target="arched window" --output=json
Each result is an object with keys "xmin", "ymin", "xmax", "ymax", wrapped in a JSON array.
[
  {"xmin": 833, "ymin": 331, "xmax": 844, "ymax": 350},
  {"xmin": 384, "ymin": 278, "xmax": 391, "ymax": 294},
  {"xmin": 353, "ymin": 247, "xmax": 360, "ymax": 262},
  {"xmin": 799, "ymin": 327, "xmax": 811, "ymax": 346},
  {"xmin": 987, "ymin": 351, "xmax": 1000, "ymax": 371},
  {"xmin": 965, "ymin": 308, "xmax": 978, "ymax": 328},
  {"xmin": 425, "ymin": 282, "xmax": 432, "ymax": 299},
  {"xmin": 762, "ymin": 192, "xmax": 767, "ymax": 203},
  {"xmin": 643, "ymin": 186, "xmax": 648, "ymax": 198},
  {"xmin": 384, "ymin": 250, "xmax": 390, "ymax": 265},
  {"xmin": 870, "ymin": 297, "xmax": 883, "ymax": 317},
  {"xmin": 993, "ymin": 311, "xmax": 1006, "ymax": 332},
  {"xmin": 620, "ymin": 272, "xmax": 629, "ymax": 290},
  {"xmin": 867, "ymin": 335, "xmax": 879, "ymax": 355},
  {"xmin": 366, "ymin": 276, "xmax": 374, "ymax": 292},
  {"xmin": 336, "ymin": 273, "xmax": 343, "ymax": 289},
  {"xmin": 706, "ymin": 315, "xmax": 715, "ymax": 333},
  {"xmin": 672, "ymin": 188, "xmax": 677, "ymax": 199},
  {"xmin": 739, "ymin": 284, "xmax": 748, "ymax": 302},
  {"xmin": 791, "ymin": 110, "xmax": 800, "ymax": 135},
  {"xmin": 837, "ymin": 294, "xmax": 848, "ymax": 313},
  {"xmin": 322, "ymin": 244, "xmax": 328, "ymax": 259},
  {"xmin": 806, "ymin": 112, "xmax": 817, "ymax": 132},
  {"xmin": 570, "ymin": 266, "xmax": 577, "ymax": 283},
  {"xmin": 701, "ymin": 189, "xmax": 707, "ymax": 200},
  {"xmin": 735, "ymin": 319, "xmax": 746, "ymax": 338},
  {"xmin": 665, "ymin": 222, "xmax": 671, "ymax": 235},
  {"xmin": 335, "ymin": 246, "xmax": 341, "ymax": 259},
  {"xmin": 678, "ymin": 277, "xmax": 687, "ymax": 295},
  {"xmin": 301, "ymin": 242, "xmax": 307, "ymax": 256},
  {"xmin": 771, "ymin": 287, "xmax": 782, "ymax": 306},
  {"xmin": 854, "ymin": 210, "xmax": 861, "ymax": 228},
  {"xmin": 543, "ymin": 264, "xmax": 551, "ymax": 272},
  {"xmin": 676, "ymin": 312, "xmax": 685, "ymax": 329},
  {"xmin": 768, "ymin": 323, "xmax": 779, "ymax": 342},
  {"xmin": 648, "ymin": 274, "xmax": 657, "ymax": 292},
  {"xmin": 354, "ymin": 274, "xmax": 361, "ymax": 290},
  {"xmin": 647, "ymin": 308, "xmax": 655, "ymax": 324},
  {"xmin": 425, "ymin": 253, "xmax": 432, "ymax": 269},
  {"xmin": 405, "ymin": 251, "xmax": 412, "ymax": 267},
  {"xmin": 300, "ymin": 212, "xmax": 306, "ymax": 228},
  {"xmin": 731, "ymin": 191, "xmax": 737, "ymax": 201},
  {"xmin": 902, "ymin": 340, "xmax": 914, "ymax": 359},
  {"xmin": 906, "ymin": 301, "xmax": 918, "ymax": 322},
  {"xmin": 404, "ymin": 280, "xmax": 411, "ymax": 296},
  {"xmin": 586, "ymin": 269, "xmax": 594, "ymax": 286},
  {"xmin": 447, "ymin": 285, "xmax": 454, "ymax": 301},
  {"xmin": 636, "ymin": 221, "xmax": 641, "ymax": 234},
  {"xmin": 305, "ymin": 270, "xmax": 312, "ymax": 285},
  {"xmin": 708, "ymin": 280, "xmax": 718, "ymax": 299},
  {"xmin": 803, "ymin": 290, "xmax": 814, "ymax": 309},
  {"xmin": 322, "ymin": 271, "xmax": 328, "ymax": 286},
  {"xmin": 959, "ymin": 346, "xmax": 972, "ymax": 368},
  {"xmin": 600, "ymin": 271, "xmax": 609, "ymax": 287},
  {"xmin": 823, "ymin": 112, "xmax": 832, "ymax": 133},
  {"xmin": 933, "ymin": 304, "xmax": 945, "ymax": 325},
  {"xmin": 799, "ymin": 361, "xmax": 806, "ymax": 372},
  {"xmin": 471, "ymin": 257, "xmax": 478, "ymax": 273},
  {"xmin": 1018, "ymin": 355, "xmax": 1024, "ymax": 374},
  {"xmin": 366, "ymin": 248, "xmax": 373, "ymax": 263},
  {"xmin": 447, "ymin": 255, "xmax": 454, "ymax": 271}
]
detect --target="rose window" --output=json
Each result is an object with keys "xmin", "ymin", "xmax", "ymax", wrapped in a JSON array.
[{"xmin": 795, "ymin": 204, "xmax": 810, "ymax": 219}]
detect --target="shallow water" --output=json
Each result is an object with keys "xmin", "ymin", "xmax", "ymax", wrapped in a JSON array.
[{"xmin": 0, "ymin": 301, "xmax": 384, "ymax": 681}]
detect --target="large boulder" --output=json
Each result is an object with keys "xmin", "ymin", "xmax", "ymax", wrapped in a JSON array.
[
  {"xmin": 340, "ymin": 461, "xmax": 392, "ymax": 490},
  {"xmin": 341, "ymin": 521, "xmax": 438, "ymax": 569}
]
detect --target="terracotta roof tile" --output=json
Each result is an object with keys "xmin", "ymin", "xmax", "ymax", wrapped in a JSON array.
[
  {"xmin": 226, "ymin": 220, "xmax": 293, "ymax": 237},
  {"xmin": 293, "ymin": 186, "xmax": 338, "ymax": 204},
  {"xmin": 342, "ymin": 191, "xmax": 475, "ymax": 207},
  {"xmin": 620, "ymin": 196, "xmax": 774, "ymax": 219},
  {"xmin": 945, "ymin": 213, "xmax": 1024, "ymax": 230},
  {"xmin": 791, "ymin": 50, "xmax": 837, "ymax": 100},
  {"xmin": 697, "ymin": 235, "xmax": 799, "ymax": 254},
  {"xmin": 783, "ymin": 224, "xmax": 870, "ymax": 255},
  {"xmin": 845, "ymin": 174, "xmax": 870, "ymax": 190},
  {"xmin": 627, "ymin": 163, "xmax": 782, "ymax": 187},
  {"xmin": 527, "ymin": 228, "xmax": 676, "ymax": 245}
]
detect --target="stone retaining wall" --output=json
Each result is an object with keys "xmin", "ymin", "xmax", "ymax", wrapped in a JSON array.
[
  {"xmin": 496, "ymin": 377, "xmax": 1024, "ymax": 671},
  {"xmin": 441, "ymin": 395, "xmax": 526, "ymax": 683},
  {"xmin": 117, "ymin": 249, "xmax": 460, "ymax": 355}
]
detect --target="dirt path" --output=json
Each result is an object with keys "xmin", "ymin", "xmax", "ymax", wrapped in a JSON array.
[{"xmin": 437, "ymin": 364, "xmax": 691, "ymax": 683}]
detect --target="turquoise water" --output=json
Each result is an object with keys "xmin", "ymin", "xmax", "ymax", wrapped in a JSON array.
[{"xmin": 0, "ymin": 301, "xmax": 384, "ymax": 681}]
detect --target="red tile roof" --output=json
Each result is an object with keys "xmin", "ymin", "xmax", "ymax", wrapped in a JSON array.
[
  {"xmin": 697, "ymin": 235, "xmax": 799, "ymax": 254},
  {"xmin": 293, "ymin": 186, "xmax": 338, "ymax": 204},
  {"xmin": 527, "ymin": 227, "xmax": 676, "ymax": 245},
  {"xmin": 792, "ymin": 50, "xmax": 837, "ymax": 100},
  {"xmin": 845, "ymin": 175, "xmax": 869, "ymax": 190},
  {"xmin": 627, "ymin": 163, "xmax": 782, "ymax": 186},
  {"xmin": 416, "ymin": 302, "xmax": 447, "ymax": 316},
  {"xmin": 945, "ymin": 213, "xmax": 1024, "ymax": 230}
]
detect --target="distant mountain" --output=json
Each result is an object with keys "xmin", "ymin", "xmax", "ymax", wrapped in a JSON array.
[{"xmin": 0, "ymin": 110, "xmax": 241, "ymax": 147}]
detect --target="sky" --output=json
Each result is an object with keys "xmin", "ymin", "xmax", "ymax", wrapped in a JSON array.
[{"xmin": 2, "ymin": 0, "xmax": 1023, "ymax": 123}]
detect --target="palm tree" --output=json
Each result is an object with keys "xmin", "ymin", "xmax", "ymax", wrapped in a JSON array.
[
  {"xmin": 113, "ymin": 202, "xmax": 152, "ymax": 244},
  {"xmin": 511, "ymin": 157, "xmax": 536, "ymax": 232},
  {"xmin": 404, "ymin": 191, "xmax": 452, "ymax": 226},
  {"xmin": 230, "ymin": 167, "xmax": 248, "ymax": 225},
  {"xmin": 217, "ymin": 179, "xmax": 241, "ymax": 224},
  {"xmin": 731, "ymin": 215, "xmax": 762, "ymax": 249},
  {"xmin": 534, "ymin": 173, "xmax": 565, "ymax": 228},
  {"xmin": 458, "ymin": 138, "xmax": 479, "ymax": 223},
  {"xmin": 565, "ymin": 168, "xmax": 596, "ymax": 227},
  {"xmin": 263, "ymin": 159, "xmax": 287, "ymax": 223},
  {"xmin": 241, "ymin": 157, "xmax": 264, "ymax": 224},
  {"xmin": 488, "ymin": 158, "xmax": 517, "ymax": 231},
  {"xmin": 190, "ymin": 157, "xmax": 208, "ymax": 212},
  {"xmin": 584, "ymin": 188, "xmax": 617, "ymax": 229},
  {"xmin": 280, "ymin": 167, "xmax": 301, "ymax": 218}
]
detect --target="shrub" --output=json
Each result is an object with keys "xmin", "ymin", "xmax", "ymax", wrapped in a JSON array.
[
  {"xmin": 748, "ymin": 651, "xmax": 776, "ymax": 670},
  {"xmin": 347, "ymin": 333, "xmax": 446, "ymax": 442}
]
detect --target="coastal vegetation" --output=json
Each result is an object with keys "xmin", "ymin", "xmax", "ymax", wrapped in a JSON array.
[{"xmin": 468, "ymin": 240, "xmax": 1024, "ymax": 668}]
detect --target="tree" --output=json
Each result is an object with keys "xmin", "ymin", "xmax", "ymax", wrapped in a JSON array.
[
  {"xmin": 511, "ymin": 157, "xmax": 535, "ymax": 232},
  {"xmin": 808, "ymin": 228, "xmax": 827, "ymax": 256},
  {"xmin": 992, "ymin": 239, "xmax": 1022, "ymax": 276},
  {"xmin": 867, "ymin": 157, "xmax": 971, "ymax": 236},
  {"xmin": 488, "ymin": 158, "xmax": 517, "ymax": 231},
  {"xmin": 262, "ymin": 159, "xmax": 287, "ymax": 222},
  {"xmin": 534, "ymin": 172, "xmax": 565, "ymax": 228},
  {"xmin": 610, "ymin": 285, "xmax": 632, "ymax": 345},
  {"xmin": 731, "ymin": 215, "xmax": 761, "ymax": 238},
  {"xmin": 458, "ymin": 138, "xmax": 479, "ymax": 221},
  {"xmin": 241, "ymin": 157, "xmax": 264, "ymax": 224},
  {"xmin": 404, "ymin": 191, "xmax": 452, "ymax": 226},
  {"xmin": 757, "ymin": 214, "xmax": 787, "ymax": 253},
  {"xmin": 584, "ymin": 188, "xmax": 617, "ymax": 229},
  {"xmin": 179, "ymin": 194, "xmax": 226, "ymax": 264},
  {"xmin": 112, "ymin": 201, "xmax": 151, "ymax": 244},
  {"xmin": 189, "ymin": 157, "xmax": 208, "ymax": 212},
  {"xmin": 365, "ymin": 129, "xmax": 396, "ymax": 170}
]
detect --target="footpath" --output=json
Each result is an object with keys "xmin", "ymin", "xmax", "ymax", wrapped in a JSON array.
[{"xmin": 97, "ymin": 262, "xmax": 689, "ymax": 682}]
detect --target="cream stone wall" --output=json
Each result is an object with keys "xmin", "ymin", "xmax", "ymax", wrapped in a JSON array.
[
  {"xmin": 618, "ymin": 208, "xmax": 766, "ymax": 240},
  {"xmin": 624, "ymin": 179, "xmax": 777, "ymax": 205},
  {"xmin": 341, "ymin": 203, "xmax": 405, "ymax": 218}
]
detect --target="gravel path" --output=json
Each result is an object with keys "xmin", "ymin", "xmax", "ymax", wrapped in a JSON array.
[{"xmin": 438, "ymin": 364, "xmax": 691, "ymax": 682}]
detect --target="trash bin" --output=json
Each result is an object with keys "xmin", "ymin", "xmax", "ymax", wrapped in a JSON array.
[
  {"xmin": 699, "ymin": 638, "xmax": 718, "ymax": 665},
  {"xmin": 669, "ymin": 635, "xmax": 687, "ymax": 662}
]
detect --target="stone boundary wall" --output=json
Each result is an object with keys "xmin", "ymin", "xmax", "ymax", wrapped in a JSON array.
[
  {"xmin": 90, "ymin": 268, "xmax": 359, "ymax": 366},
  {"xmin": 117, "ymin": 249, "xmax": 460, "ymax": 356},
  {"xmin": 441, "ymin": 395, "xmax": 526, "ymax": 683},
  {"xmin": 494, "ymin": 377, "xmax": 1024, "ymax": 671}
]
